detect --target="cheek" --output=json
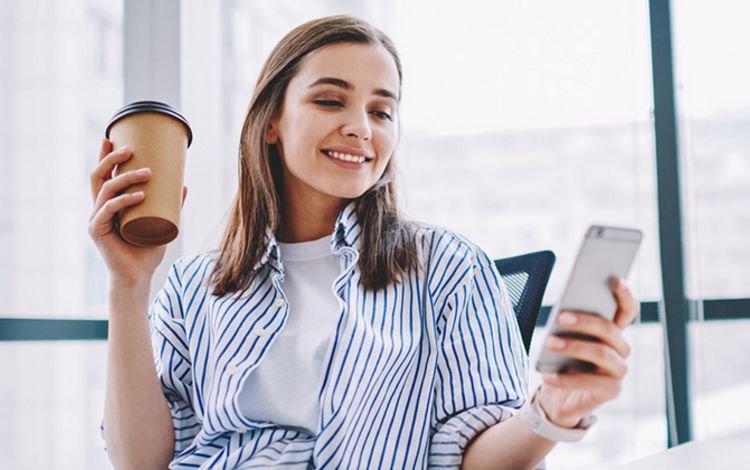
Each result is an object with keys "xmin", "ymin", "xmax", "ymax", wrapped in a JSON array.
[
  {"xmin": 278, "ymin": 126, "xmax": 318, "ymax": 167},
  {"xmin": 374, "ymin": 132, "xmax": 397, "ymax": 169}
]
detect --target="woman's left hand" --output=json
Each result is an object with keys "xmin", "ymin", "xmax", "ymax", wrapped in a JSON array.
[{"xmin": 537, "ymin": 277, "xmax": 639, "ymax": 428}]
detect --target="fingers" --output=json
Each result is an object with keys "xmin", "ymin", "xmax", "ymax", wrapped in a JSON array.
[
  {"xmin": 90, "ymin": 138, "xmax": 113, "ymax": 201},
  {"xmin": 90, "ymin": 142, "xmax": 134, "ymax": 202},
  {"xmin": 88, "ymin": 192, "xmax": 145, "ymax": 239},
  {"xmin": 98, "ymin": 137, "xmax": 112, "ymax": 161},
  {"xmin": 546, "ymin": 334, "xmax": 628, "ymax": 379},
  {"xmin": 93, "ymin": 167, "xmax": 152, "ymax": 213},
  {"xmin": 557, "ymin": 311, "xmax": 631, "ymax": 359},
  {"xmin": 543, "ymin": 372, "xmax": 622, "ymax": 402},
  {"xmin": 611, "ymin": 277, "xmax": 639, "ymax": 328}
]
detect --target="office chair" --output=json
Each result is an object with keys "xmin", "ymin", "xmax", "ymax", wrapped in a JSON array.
[{"xmin": 494, "ymin": 250, "xmax": 556, "ymax": 353}]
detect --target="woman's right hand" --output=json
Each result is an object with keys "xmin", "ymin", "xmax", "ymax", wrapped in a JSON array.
[{"xmin": 88, "ymin": 138, "xmax": 183, "ymax": 286}]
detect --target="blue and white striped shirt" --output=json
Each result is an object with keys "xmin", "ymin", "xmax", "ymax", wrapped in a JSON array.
[{"xmin": 149, "ymin": 202, "xmax": 529, "ymax": 469}]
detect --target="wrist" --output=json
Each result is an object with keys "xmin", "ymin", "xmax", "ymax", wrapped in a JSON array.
[
  {"xmin": 537, "ymin": 386, "xmax": 584, "ymax": 428},
  {"xmin": 109, "ymin": 274, "xmax": 152, "ymax": 291},
  {"xmin": 519, "ymin": 386, "xmax": 596, "ymax": 443},
  {"xmin": 109, "ymin": 277, "xmax": 152, "ymax": 309}
]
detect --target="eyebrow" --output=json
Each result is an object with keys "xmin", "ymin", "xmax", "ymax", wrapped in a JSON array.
[{"xmin": 308, "ymin": 77, "xmax": 398, "ymax": 102}]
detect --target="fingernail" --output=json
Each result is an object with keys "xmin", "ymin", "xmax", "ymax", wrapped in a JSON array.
[
  {"xmin": 559, "ymin": 312, "xmax": 578, "ymax": 326},
  {"xmin": 117, "ymin": 146, "xmax": 130, "ymax": 154},
  {"xmin": 137, "ymin": 168, "xmax": 150, "ymax": 175},
  {"xmin": 609, "ymin": 276, "xmax": 621, "ymax": 288},
  {"xmin": 548, "ymin": 337, "xmax": 566, "ymax": 350}
]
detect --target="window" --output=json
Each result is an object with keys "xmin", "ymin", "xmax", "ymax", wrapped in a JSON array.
[
  {"xmin": 672, "ymin": 0, "xmax": 750, "ymax": 442},
  {"xmin": 0, "ymin": 342, "xmax": 109, "ymax": 469},
  {"xmin": 672, "ymin": 0, "xmax": 750, "ymax": 300},
  {"xmin": 0, "ymin": 0, "xmax": 123, "ymax": 319},
  {"xmin": 0, "ymin": 1, "xmax": 122, "ymax": 468}
]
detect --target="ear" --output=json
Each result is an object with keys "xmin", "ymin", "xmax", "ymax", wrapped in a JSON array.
[{"xmin": 265, "ymin": 120, "xmax": 279, "ymax": 144}]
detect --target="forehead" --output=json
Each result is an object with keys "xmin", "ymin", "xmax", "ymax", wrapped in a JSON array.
[{"xmin": 293, "ymin": 42, "xmax": 400, "ymax": 95}]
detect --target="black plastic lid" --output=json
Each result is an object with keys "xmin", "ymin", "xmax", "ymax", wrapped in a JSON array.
[{"xmin": 105, "ymin": 100, "xmax": 193, "ymax": 147}]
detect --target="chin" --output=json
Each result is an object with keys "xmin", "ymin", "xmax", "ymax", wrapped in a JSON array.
[
  {"xmin": 331, "ymin": 188, "xmax": 369, "ymax": 199},
  {"xmin": 323, "ymin": 183, "xmax": 372, "ymax": 200}
]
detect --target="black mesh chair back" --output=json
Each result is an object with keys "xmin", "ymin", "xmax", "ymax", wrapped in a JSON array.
[{"xmin": 494, "ymin": 250, "xmax": 556, "ymax": 353}]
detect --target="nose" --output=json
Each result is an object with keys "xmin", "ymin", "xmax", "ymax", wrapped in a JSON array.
[{"xmin": 340, "ymin": 108, "xmax": 372, "ymax": 142}]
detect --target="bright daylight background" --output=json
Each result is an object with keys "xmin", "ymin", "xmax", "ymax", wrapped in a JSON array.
[{"xmin": 0, "ymin": 0, "xmax": 748, "ymax": 469}]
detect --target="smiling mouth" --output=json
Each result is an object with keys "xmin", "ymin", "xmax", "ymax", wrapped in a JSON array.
[{"xmin": 322, "ymin": 149, "xmax": 373, "ymax": 164}]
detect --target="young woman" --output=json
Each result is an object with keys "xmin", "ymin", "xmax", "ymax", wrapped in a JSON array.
[{"xmin": 89, "ymin": 15, "xmax": 637, "ymax": 470}]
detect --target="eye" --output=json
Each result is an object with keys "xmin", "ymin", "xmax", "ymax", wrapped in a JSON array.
[
  {"xmin": 313, "ymin": 100, "xmax": 343, "ymax": 108},
  {"xmin": 371, "ymin": 110, "xmax": 393, "ymax": 122}
]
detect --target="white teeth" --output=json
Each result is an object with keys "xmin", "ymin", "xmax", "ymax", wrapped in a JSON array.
[{"xmin": 326, "ymin": 151, "xmax": 366, "ymax": 164}]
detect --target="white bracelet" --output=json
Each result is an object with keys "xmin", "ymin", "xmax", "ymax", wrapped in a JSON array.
[{"xmin": 519, "ymin": 388, "xmax": 596, "ymax": 443}]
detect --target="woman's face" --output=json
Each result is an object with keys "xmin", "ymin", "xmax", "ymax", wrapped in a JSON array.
[{"xmin": 267, "ymin": 42, "xmax": 400, "ymax": 205}]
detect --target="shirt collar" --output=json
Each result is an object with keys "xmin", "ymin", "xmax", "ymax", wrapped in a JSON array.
[
  {"xmin": 256, "ymin": 226, "xmax": 281, "ymax": 272},
  {"xmin": 331, "ymin": 200, "xmax": 362, "ymax": 252},
  {"xmin": 255, "ymin": 201, "xmax": 362, "ymax": 272}
]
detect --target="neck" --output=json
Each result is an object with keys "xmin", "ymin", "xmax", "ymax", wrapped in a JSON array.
[{"xmin": 279, "ymin": 188, "xmax": 348, "ymax": 243}]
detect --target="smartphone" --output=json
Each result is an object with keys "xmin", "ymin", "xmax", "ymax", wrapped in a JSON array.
[{"xmin": 535, "ymin": 225, "xmax": 643, "ymax": 374}]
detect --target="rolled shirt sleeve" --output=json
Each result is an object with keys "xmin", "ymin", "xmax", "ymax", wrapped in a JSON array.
[
  {"xmin": 149, "ymin": 259, "xmax": 201, "ymax": 455},
  {"xmin": 428, "ymin": 243, "xmax": 536, "ymax": 469}
]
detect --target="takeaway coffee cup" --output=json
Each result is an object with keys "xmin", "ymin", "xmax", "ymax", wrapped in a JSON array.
[{"xmin": 105, "ymin": 100, "xmax": 193, "ymax": 247}]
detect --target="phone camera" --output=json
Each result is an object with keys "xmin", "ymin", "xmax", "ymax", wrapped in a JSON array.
[{"xmin": 597, "ymin": 227, "xmax": 604, "ymax": 236}]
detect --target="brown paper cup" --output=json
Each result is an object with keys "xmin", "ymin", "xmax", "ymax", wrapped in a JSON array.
[{"xmin": 105, "ymin": 101, "xmax": 192, "ymax": 247}]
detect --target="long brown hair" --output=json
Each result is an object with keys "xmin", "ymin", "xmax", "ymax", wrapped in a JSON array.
[{"xmin": 210, "ymin": 15, "xmax": 419, "ymax": 296}]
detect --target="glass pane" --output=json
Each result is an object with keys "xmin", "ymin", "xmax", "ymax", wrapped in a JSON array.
[
  {"xmin": 688, "ymin": 319, "xmax": 750, "ymax": 441},
  {"xmin": 398, "ymin": 0, "xmax": 661, "ymax": 304},
  {"xmin": 672, "ymin": 1, "xmax": 750, "ymax": 299},
  {"xmin": 0, "ymin": 0, "xmax": 124, "ymax": 318},
  {"xmin": 672, "ymin": 0, "xmax": 750, "ymax": 445},
  {"xmin": 0, "ymin": 342, "xmax": 110, "ymax": 470}
]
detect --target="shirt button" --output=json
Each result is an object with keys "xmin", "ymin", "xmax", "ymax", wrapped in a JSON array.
[
  {"xmin": 274, "ymin": 298, "xmax": 285, "ymax": 308},
  {"xmin": 237, "ymin": 426, "xmax": 248, "ymax": 433},
  {"xmin": 227, "ymin": 365, "xmax": 241, "ymax": 375},
  {"xmin": 253, "ymin": 326, "xmax": 267, "ymax": 337}
]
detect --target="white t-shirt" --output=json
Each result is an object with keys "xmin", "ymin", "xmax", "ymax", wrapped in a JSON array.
[{"xmin": 237, "ymin": 235, "xmax": 341, "ymax": 434}]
